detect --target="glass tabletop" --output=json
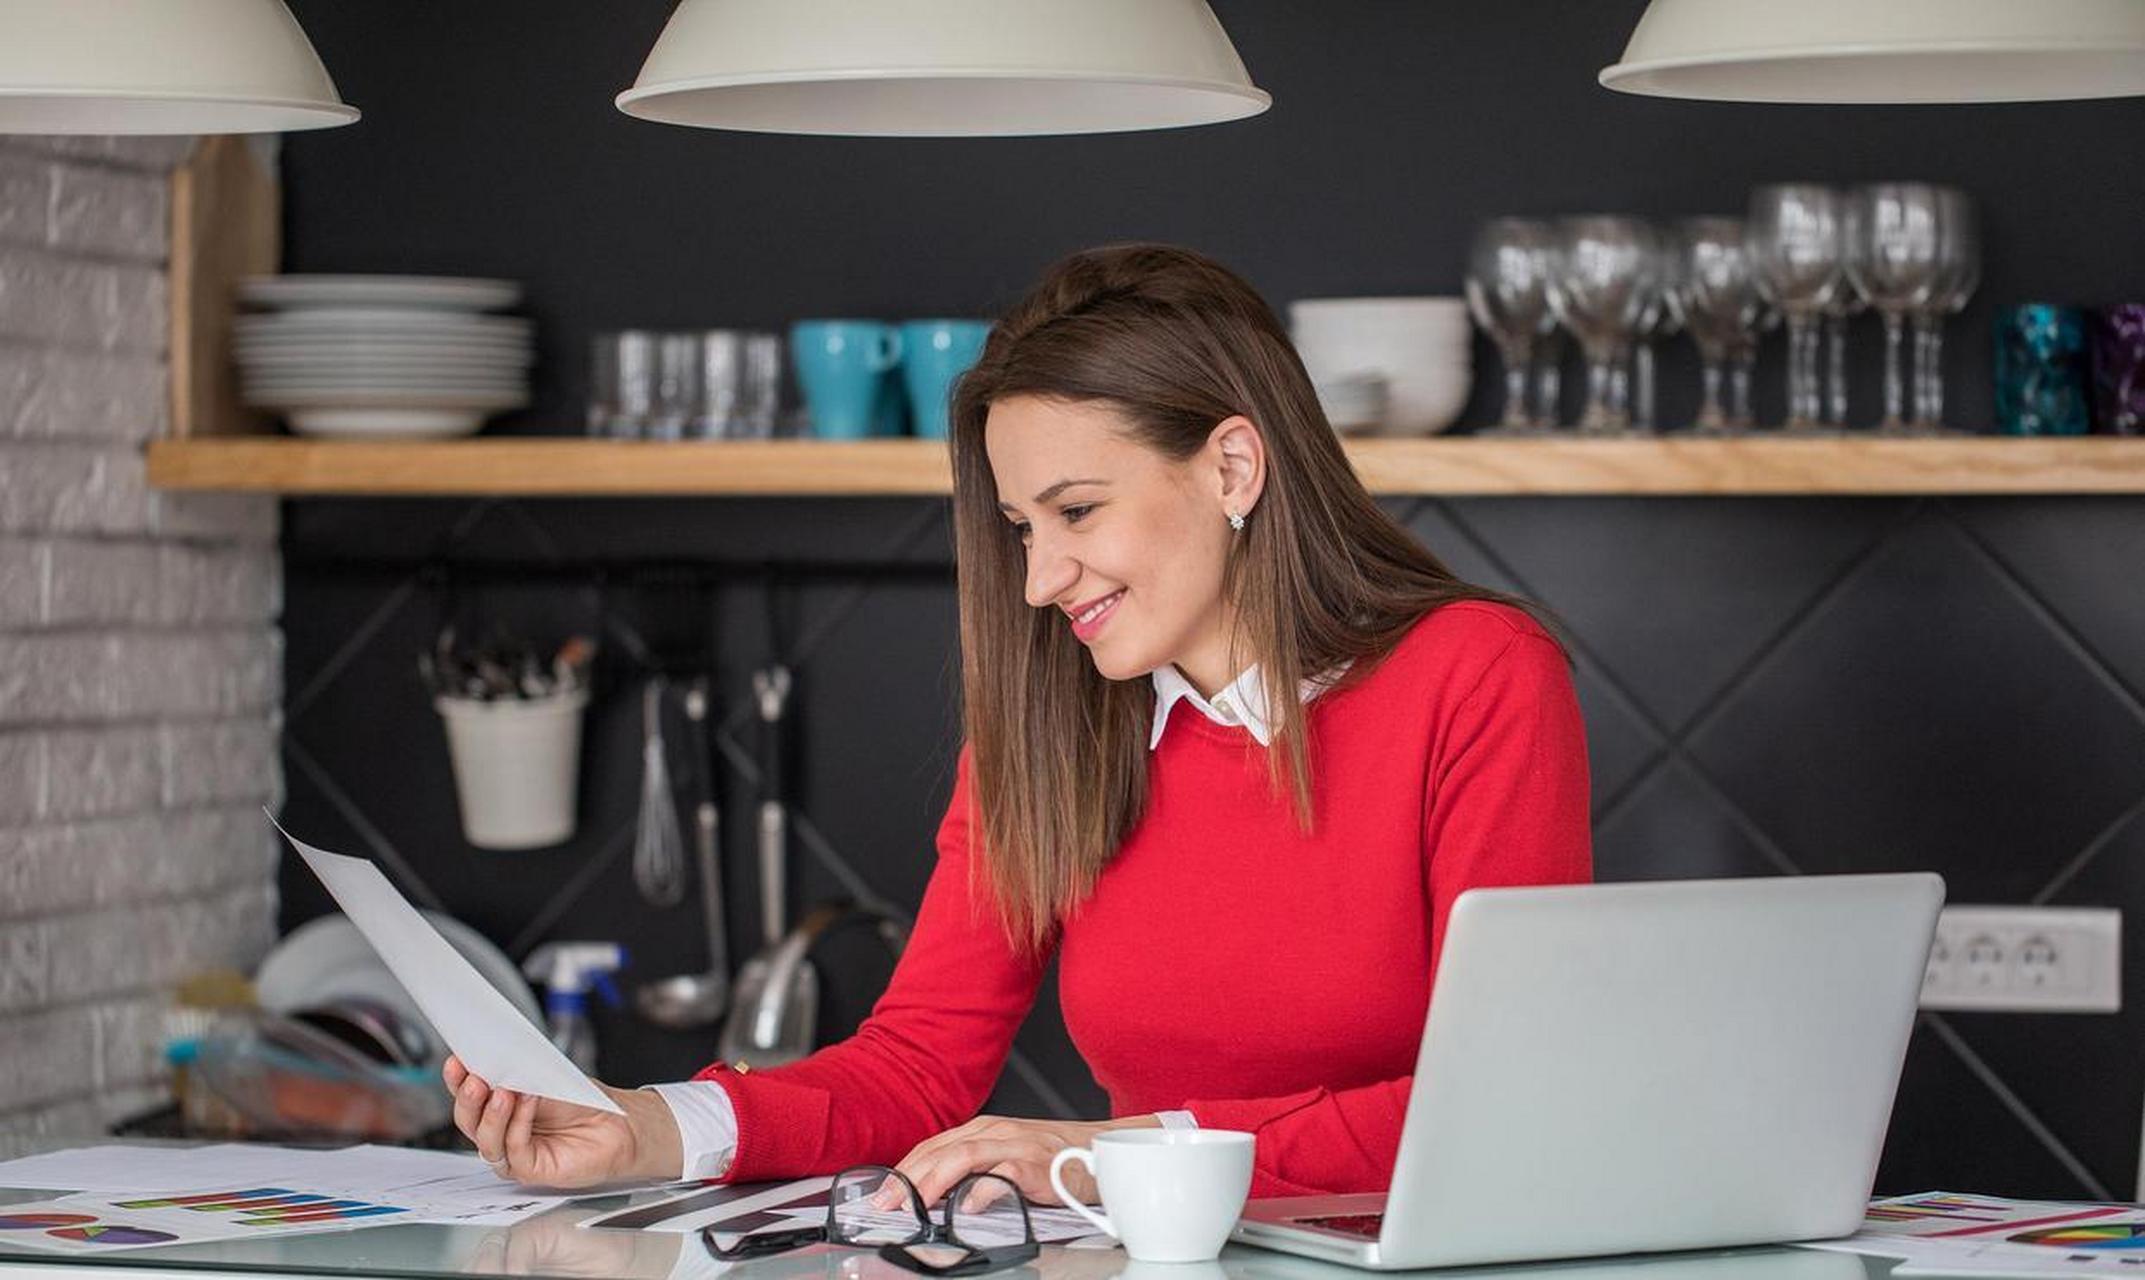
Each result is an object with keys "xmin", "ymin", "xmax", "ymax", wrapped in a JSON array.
[{"xmin": 0, "ymin": 1139, "xmax": 1900, "ymax": 1280}]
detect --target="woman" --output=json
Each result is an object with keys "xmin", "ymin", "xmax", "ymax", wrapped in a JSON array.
[{"xmin": 446, "ymin": 243, "xmax": 1592, "ymax": 1208}]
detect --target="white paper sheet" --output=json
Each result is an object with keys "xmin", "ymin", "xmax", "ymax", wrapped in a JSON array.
[{"xmin": 271, "ymin": 816, "xmax": 622, "ymax": 1115}]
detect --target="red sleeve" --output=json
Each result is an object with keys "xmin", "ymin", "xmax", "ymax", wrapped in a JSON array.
[
  {"xmin": 692, "ymin": 745, "xmax": 1049, "ymax": 1182},
  {"xmin": 1182, "ymin": 630, "xmax": 1593, "ymax": 1196}
]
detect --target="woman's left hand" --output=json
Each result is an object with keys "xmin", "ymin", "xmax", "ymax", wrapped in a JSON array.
[{"xmin": 892, "ymin": 1114, "xmax": 1163, "ymax": 1209}]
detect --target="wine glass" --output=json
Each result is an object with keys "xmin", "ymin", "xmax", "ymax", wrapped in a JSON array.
[
  {"xmin": 1747, "ymin": 185, "xmax": 1847, "ymax": 434},
  {"xmin": 1464, "ymin": 218, "xmax": 1559, "ymax": 435},
  {"xmin": 1546, "ymin": 216, "xmax": 1662, "ymax": 436},
  {"xmin": 1630, "ymin": 286, "xmax": 1679, "ymax": 434},
  {"xmin": 1912, "ymin": 188, "xmax": 1979, "ymax": 434},
  {"xmin": 1819, "ymin": 194, "xmax": 1867, "ymax": 432},
  {"xmin": 1665, "ymin": 217, "xmax": 1765, "ymax": 436},
  {"xmin": 1844, "ymin": 184, "xmax": 1946, "ymax": 434}
]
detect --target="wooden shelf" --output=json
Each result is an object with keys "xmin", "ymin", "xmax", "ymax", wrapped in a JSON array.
[{"xmin": 143, "ymin": 435, "xmax": 2145, "ymax": 497}]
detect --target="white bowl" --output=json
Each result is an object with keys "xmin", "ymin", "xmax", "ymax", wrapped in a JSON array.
[
  {"xmin": 1313, "ymin": 372, "xmax": 1389, "ymax": 435},
  {"xmin": 1374, "ymin": 369, "xmax": 1472, "ymax": 436}
]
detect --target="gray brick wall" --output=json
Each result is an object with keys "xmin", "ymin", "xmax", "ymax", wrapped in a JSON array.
[{"xmin": 0, "ymin": 135, "xmax": 282, "ymax": 1134}]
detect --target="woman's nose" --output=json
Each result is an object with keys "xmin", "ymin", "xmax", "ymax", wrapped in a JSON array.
[{"xmin": 1023, "ymin": 537, "xmax": 1078, "ymax": 610}]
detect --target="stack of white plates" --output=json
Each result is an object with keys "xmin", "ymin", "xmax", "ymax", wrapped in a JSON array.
[
  {"xmin": 234, "ymin": 275, "xmax": 533, "ymax": 439},
  {"xmin": 1290, "ymin": 297, "xmax": 1473, "ymax": 436}
]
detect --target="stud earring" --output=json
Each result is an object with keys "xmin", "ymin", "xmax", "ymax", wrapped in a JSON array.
[{"xmin": 1227, "ymin": 509, "xmax": 1246, "ymax": 532}]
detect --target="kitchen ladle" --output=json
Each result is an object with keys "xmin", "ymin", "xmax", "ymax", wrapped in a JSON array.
[{"xmin": 637, "ymin": 678, "xmax": 731, "ymax": 1028}]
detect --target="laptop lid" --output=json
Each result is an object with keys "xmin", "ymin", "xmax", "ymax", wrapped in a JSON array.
[{"xmin": 1374, "ymin": 872, "xmax": 1943, "ymax": 1269}]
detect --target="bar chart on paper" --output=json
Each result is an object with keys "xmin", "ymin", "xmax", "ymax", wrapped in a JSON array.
[
  {"xmin": 0, "ymin": 1186, "xmax": 413, "ymax": 1253},
  {"xmin": 113, "ymin": 1188, "xmax": 410, "ymax": 1224}
]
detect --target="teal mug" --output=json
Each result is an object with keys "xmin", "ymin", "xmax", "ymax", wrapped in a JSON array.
[
  {"xmin": 791, "ymin": 320, "xmax": 902, "ymax": 439},
  {"xmin": 899, "ymin": 320, "xmax": 991, "ymax": 440}
]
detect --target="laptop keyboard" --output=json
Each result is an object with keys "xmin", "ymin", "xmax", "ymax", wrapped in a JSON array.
[{"xmin": 1292, "ymin": 1213, "xmax": 1384, "ymax": 1239}]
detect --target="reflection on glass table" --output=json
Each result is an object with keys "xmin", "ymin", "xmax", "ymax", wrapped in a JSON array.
[{"xmin": 0, "ymin": 1165, "xmax": 1900, "ymax": 1280}]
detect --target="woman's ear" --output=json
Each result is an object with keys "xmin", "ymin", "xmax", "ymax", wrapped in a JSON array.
[{"xmin": 1209, "ymin": 415, "xmax": 1266, "ymax": 517}]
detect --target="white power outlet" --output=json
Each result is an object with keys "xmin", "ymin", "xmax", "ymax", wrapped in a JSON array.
[{"xmin": 1920, "ymin": 906, "xmax": 2121, "ymax": 1012}]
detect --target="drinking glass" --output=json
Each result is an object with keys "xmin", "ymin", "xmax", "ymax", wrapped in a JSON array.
[
  {"xmin": 1630, "ymin": 284, "xmax": 1679, "ymax": 434},
  {"xmin": 1911, "ymin": 187, "xmax": 1979, "ymax": 434},
  {"xmin": 1843, "ymin": 184, "xmax": 1945, "ymax": 434},
  {"xmin": 1994, "ymin": 304, "xmax": 2091, "ymax": 436},
  {"xmin": 1464, "ymin": 218, "xmax": 1560, "ymax": 435},
  {"xmin": 1546, "ymin": 216, "xmax": 1662, "ymax": 435},
  {"xmin": 2091, "ymin": 305, "xmax": 2145, "ymax": 435},
  {"xmin": 1531, "ymin": 328, "xmax": 1565, "ymax": 429},
  {"xmin": 1665, "ymin": 217, "xmax": 1764, "ymax": 435},
  {"xmin": 1747, "ymin": 184, "xmax": 1846, "ymax": 433},
  {"xmin": 589, "ymin": 331, "xmax": 657, "ymax": 438},
  {"xmin": 645, "ymin": 333, "xmax": 700, "ymax": 441}
]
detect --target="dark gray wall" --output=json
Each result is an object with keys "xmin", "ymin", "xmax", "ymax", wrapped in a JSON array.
[{"xmin": 274, "ymin": 2, "xmax": 2145, "ymax": 1201}]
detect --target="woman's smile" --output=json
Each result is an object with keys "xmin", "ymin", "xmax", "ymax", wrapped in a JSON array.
[{"xmin": 1069, "ymin": 589, "xmax": 1125, "ymax": 642}]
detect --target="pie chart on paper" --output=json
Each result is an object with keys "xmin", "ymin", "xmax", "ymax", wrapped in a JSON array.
[
  {"xmin": 0, "ymin": 1214, "xmax": 96, "ymax": 1230},
  {"xmin": 44, "ymin": 1225, "xmax": 178, "ymax": 1245},
  {"xmin": 2010, "ymin": 1224, "xmax": 2145, "ymax": 1250}
]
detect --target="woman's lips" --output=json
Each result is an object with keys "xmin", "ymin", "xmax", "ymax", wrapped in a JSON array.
[{"xmin": 1070, "ymin": 589, "xmax": 1124, "ymax": 643}]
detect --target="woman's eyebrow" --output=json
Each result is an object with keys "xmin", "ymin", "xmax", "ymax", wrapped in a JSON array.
[{"xmin": 998, "ymin": 477, "xmax": 1109, "ymax": 512}]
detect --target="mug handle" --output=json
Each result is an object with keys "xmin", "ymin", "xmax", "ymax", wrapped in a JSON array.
[
  {"xmin": 874, "ymin": 330, "xmax": 904, "ymax": 374},
  {"xmin": 1047, "ymin": 1147, "xmax": 1115, "ymax": 1240}
]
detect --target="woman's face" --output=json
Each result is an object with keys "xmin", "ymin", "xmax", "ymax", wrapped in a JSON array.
[{"xmin": 984, "ymin": 394, "xmax": 1262, "ymax": 691}]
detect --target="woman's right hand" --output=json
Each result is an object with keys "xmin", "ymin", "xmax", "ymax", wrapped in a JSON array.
[{"xmin": 444, "ymin": 1055, "xmax": 684, "ymax": 1188}]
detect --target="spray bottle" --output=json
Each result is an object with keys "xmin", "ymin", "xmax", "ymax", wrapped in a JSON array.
[{"xmin": 521, "ymin": 942, "xmax": 626, "ymax": 1075}]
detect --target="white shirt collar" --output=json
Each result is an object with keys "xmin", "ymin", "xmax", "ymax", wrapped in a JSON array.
[{"xmin": 1148, "ymin": 660, "xmax": 1348, "ymax": 749}]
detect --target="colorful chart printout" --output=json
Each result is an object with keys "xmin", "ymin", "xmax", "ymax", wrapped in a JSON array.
[{"xmin": 2012, "ymin": 1226, "xmax": 2145, "ymax": 1252}]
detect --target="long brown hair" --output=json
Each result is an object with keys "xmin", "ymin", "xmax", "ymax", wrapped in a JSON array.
[{"xmin": 950, "ymin": 243, "xmax": 1555, "ymax": 951}]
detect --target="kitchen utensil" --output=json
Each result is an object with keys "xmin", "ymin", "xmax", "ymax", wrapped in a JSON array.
[
  {"xmin": 720, "ymin": 901, "xmax": 910, "ymax": 1068},
  {"xmin": 633, "ymin": 676, "xmax": 689, "ymax": 908},
  {"xmin": 719, "ymin": 661, "xmax": 822, "ymax": 1064},
  {"xmin": 637, "ymin": 676, "xmax": 733, "ymax": 1028}
]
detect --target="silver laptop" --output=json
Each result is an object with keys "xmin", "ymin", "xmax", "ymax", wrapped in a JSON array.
[{"xmin": 1232, "ymin": 872, "xmax": 1944, "ymax": 1270}]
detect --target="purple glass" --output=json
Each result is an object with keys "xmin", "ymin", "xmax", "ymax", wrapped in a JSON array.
[{"xmin": 2091, "ymin": 305, "xmax": 2145, "ymax": 436}]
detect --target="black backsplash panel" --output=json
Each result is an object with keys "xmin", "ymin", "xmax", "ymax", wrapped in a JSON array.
[{"xmin": 274, "ymin": 0, "xmax": 2145, "ymax": 1200}]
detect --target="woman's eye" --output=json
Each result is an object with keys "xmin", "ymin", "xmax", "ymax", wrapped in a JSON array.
[
  {"xmin": 1010, "ymin": 522, "xmax": 1031, "ymax": 542},
  {"xmin": 1062, "ymin": 504, "xmax": 1094, "ymax": 524}
]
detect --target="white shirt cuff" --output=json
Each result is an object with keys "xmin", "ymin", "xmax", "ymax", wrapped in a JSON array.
[
  {"xmin": 1155, "ymin": 1110, "xmax": 1199, "ymax": 1130},
  {"xmin": 645, "ymin": 1081, "xmax": 739, "ymax": 1180}
]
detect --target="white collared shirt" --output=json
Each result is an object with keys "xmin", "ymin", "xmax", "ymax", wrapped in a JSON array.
[{"xmin": 1149, "ymin": 660, "xmax": 1348, "ymax": 749}]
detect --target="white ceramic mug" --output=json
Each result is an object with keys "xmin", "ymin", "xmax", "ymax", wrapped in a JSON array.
[{"xmin": 1047, "ymin": 1130, "xmax": 1255, "ymax": 1262}]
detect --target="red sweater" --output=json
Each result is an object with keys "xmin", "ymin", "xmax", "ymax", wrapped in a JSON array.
[{"xmin": 694, "ymin": 601, "xmax": 1593, "ymax": 1197}]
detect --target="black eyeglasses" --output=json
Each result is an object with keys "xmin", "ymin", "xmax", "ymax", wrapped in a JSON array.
[{"xmin": 702, "ymin": 1165, "xmax": 1040, "ymax": 1277}]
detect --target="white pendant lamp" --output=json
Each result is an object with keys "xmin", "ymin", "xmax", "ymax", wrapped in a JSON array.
[
  {"xmin": 0, "ymin": 0, "xmax": 356, "ymax": 135},
  {"xmin": 1601, "ymin": 0, "xmax": 2145, "ymax": 104},
  {"xmin": 617, "ymin": 0, "xmax": 1269, "ymax": 137}
]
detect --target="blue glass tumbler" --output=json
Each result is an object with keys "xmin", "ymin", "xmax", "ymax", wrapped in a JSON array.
[{"xmin": 1993, "ymin": 305, "xmax": 2091, "ymax": 436}]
